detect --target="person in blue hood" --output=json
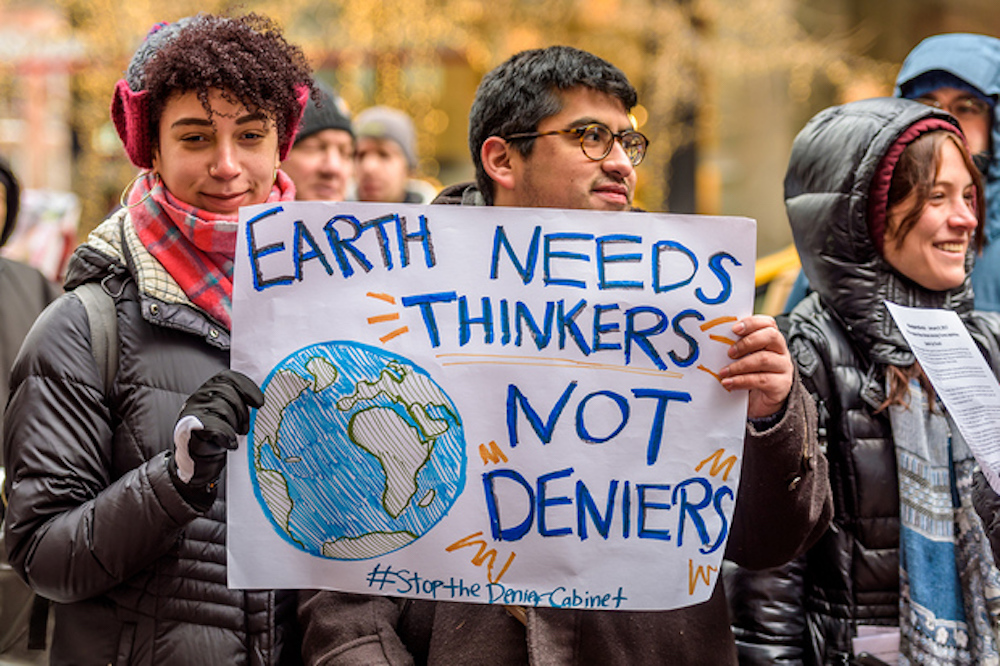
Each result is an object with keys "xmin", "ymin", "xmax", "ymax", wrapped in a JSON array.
[
  {"xmin": 784, "ymin": 33, "xmax": 1000, "ymax": 313},
  {"xmin": 895, "ymin": 33, "xmax": 1000, "ymax": 311}
]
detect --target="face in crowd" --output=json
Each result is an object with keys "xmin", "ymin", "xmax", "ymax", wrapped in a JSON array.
[
  {"xmin": 883, "ymin": 133, "xmax": 981, "ymax": 292},
  {"xmin": 484, "ymin": 86, "xmax": 645, "ymax": 212},
  {"xmin": 355, "ymin": 137, "xmax": 410, "ymax": 203},
  {"xmin": 915, "ymin": 87, "xmax": 992, "ymax": 156},
  {"xmin": 282, "ymin": 129, "xmax": 355, "ymax": 202},
  {"xmin": 152, "ymin": 88, "xmax": 280, "ymax": 215}
]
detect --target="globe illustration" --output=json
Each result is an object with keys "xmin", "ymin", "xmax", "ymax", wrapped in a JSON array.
[{"xmin": 248, "ymin": 341, "xmax": 466, "ymax": 560}]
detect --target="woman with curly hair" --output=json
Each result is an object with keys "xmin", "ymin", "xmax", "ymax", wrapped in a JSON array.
[{"xmin": 3, "ymin": 14, "xmax": 314, "ymax": 665}]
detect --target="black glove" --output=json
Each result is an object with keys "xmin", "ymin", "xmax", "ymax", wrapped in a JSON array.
[{"xmin": 168, "ymin": 369, "xmax": 265, "ymax": 510}]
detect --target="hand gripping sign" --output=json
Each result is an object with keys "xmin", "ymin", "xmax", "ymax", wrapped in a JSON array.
[{"xmin": 228, "ymin": 201, "xmax": 755, "ymax": 612}]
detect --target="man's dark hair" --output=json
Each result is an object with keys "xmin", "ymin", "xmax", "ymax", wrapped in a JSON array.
[{"xmin": 469, "ymin": 45, "xmax": 637, "ymax": 205}]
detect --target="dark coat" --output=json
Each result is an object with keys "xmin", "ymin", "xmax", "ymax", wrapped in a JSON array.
[
  {"xmin": 727, "ymin": 98, "xmax": 1000, "ymax": 664},
  {"xmin": 297, "ymin": 185, "xmax": 833, "ymax": 666},
  {"xmin": 3, "ymin": 211, "xmax": 299, "ymax": 666},
  {"xmin": 0, "ymin": 257, "xmax": 60, "ymax": 453}
]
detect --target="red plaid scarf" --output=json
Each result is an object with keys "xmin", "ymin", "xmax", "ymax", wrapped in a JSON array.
[{"xmin": 128, "ymin": 170, "xmax": 295, "ymax": 329}]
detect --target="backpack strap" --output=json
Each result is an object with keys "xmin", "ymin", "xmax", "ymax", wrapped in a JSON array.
[
  {"xmin": 24, "ymin": 280, "xmax": 121, "ymax": 651},
  {"xmin": 75, "ymin": 281, "xmax": 119, "ymax": 396}
]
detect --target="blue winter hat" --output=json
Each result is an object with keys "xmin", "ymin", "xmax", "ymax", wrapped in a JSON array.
[{"xmin": 901, "ymin": 70, "xmax": 995, "ymax": 109}]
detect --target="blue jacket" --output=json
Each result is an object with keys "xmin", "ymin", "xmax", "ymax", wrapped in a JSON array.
[{"xmin": 896, "ymin": 33, "xmax": 1000, "ymax": 311}]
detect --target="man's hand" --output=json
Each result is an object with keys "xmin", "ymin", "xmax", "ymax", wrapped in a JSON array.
[{"xmin": 719, "ymin": 315, "xmax": 793, "ymax": 420}]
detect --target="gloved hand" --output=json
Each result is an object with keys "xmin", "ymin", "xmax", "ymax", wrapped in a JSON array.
[{"xmin": 168, "ymin": 369, "xmax": 265, "ymax": 509}]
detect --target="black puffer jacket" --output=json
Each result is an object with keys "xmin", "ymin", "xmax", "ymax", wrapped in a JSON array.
[
  {"xmin": 727, "ymin": 98, "xmax": 1000, "ymax": 664},
  {"xmin": 3, "ymin": 210, "xmax": 299, "ymax": 666}
]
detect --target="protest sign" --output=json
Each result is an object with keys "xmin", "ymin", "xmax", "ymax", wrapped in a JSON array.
[{"xmin": 228, "ymin": 201, "xmax": 755, "ymax": 611}]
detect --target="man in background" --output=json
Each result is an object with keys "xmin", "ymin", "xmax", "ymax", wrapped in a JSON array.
[
  {"xmin": 354, "ymin": 105, "xmax": 435, "ymax": 203},
  {"xmin": 281, "ymin": 80, "xmax": 355, "ymax": 202},
  {"xmin": 896, "ymin": 33, "xmax": 1000, "ymax": 310}
]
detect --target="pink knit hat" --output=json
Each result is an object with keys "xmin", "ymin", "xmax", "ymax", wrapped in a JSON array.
[{"xmin": 111, "ymin": 18, "xmax": 308, "ymax": 169}]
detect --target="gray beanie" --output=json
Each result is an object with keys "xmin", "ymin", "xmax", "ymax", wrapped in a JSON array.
[
  {"xmin": 296, "ymin": 80, "xmax": 353, "ymax": 143},
  {"xmin": 355, "ymin": 106, "xmax": 418, "ymax": 169}
]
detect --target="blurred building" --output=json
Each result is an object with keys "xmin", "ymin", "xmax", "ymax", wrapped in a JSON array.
[
  {"xmin": 0, "ymin": 0, "xmax": 998, "ymax": 259},
  {"xmin": 0, "ymin": 4, "xmax": 83, "ymax": 191}
]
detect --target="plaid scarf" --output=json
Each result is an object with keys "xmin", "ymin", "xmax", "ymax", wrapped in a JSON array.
[{"xmin": 128, "ymin": 170, "xmax": 294, "ymax": 328}]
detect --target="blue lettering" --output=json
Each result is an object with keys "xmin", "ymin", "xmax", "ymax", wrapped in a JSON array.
[
  {"xmin": 577, "ymin": 479, "xmax": 618, "ymax": 541},
  {"xmin": 537, "ymin": 468, "xmax": 574, "ymax": 537},
  {"xmin": 293, "ymin": 219, "xmax": 334, "ymax": 281},
  {"xmin": 624, "ymin": 306, "xmax": 668, "ymax": 369},
  {"xmin": 483, "ymin": 469, "xmax": 535, "ymax": 541},
  {"xmin": 596, "ymin": 234, "xmax": 643, "ymax": 290},
  {"xmin": 401, "ymin": 291, "xmax": 457, "ymax": 347},
  {"xmin": 652, "ymin": 240, "xmax": 697, "ymax": 293},
  {"xmin": 247, "ymin": 206, "xmax": 292, "ymax": 290},
  {"xmin": 506, "ymin": 382, "xmax": 578, "ymax": 447},
  {"xmin": 544, "ymin": 232, "xmax": 594, "ymax": 289},
  {"xmin": 631, "ymin": 388, "xmax": 692, "ymax": 465},
  {"xmin": 491, "ymin": 225, "xmax": 541, "ymax": 283},
  {"xmin": 575, "ymin": 390, "xmax": 630, "ymax": 443},
  {"xmin": 637, "ymin": 483, "xmax": 672, "ymax": 541},
  {"xmin": 697, "ymin": 252, "xmax": 739, "ymax": 304},
  {"xmin": 459, "ymin": 296, "xmax": 493, "ymax": 345}
]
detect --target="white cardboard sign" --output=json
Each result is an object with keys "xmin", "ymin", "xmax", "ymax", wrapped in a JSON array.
[{"xmin": 227, "ymin": 201, "xmax": 756, "ymax": 611}]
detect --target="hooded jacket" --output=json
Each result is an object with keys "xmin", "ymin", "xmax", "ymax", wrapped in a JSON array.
[
  {"xmin": 896, "ymin": 33, "xmax": 1000, "ymax": 311},
  {"xmin": 3, "ymin": 210, "xmax": 299, "ymax": 666},
  {"xmin": 728, "ymin": 98, "xmax": 1000, "ymax": 664}
]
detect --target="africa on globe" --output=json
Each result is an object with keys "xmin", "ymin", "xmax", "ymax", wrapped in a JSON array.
[{"xmin": 249, "ymin": 341, "xmax": 467, "ymax": 560}]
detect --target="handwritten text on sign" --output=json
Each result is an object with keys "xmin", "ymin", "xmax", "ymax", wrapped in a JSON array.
[{"xmin": 227, "ymin": 202, "xmax": 756, "ymax": 611}]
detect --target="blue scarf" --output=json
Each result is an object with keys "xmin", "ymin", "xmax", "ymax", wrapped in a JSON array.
[{"xmin": 892, "ymin": 378, "xmax": 1000, "ymax": 663}]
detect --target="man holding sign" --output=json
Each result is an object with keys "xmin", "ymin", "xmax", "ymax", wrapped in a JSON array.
[{"xmin": 296, "ymin": 46, "xmax": 831, "ymax": 665}]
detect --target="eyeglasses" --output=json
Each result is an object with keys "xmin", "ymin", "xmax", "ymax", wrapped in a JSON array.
[
  {"xmin": 505, "ymin": 123, "xmax": 649, "ymax": 166},
  {"xmin": 916, "ymin": 95, "xmax": 991, "ymax": 119}
]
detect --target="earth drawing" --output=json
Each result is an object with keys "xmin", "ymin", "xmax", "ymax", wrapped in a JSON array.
[{"xmin": 249, "ymin": 341, "xmax": 467, "ymax": 560}]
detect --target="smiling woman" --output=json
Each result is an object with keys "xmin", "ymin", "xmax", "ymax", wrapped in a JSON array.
[
  {"xmin": 726, "ymin": 98, "xmax": 1000, "ymax": 665},
  {"xmin": 153, "ymin": 90, "xmax": 281, "ymax": 215},
  {"xmin": 2, "ymin": 12, "xmax": 316, "ymax": 666},
  {"xmin": 882, "ymin": 131, "xmax": 983, "ymax": 292}
]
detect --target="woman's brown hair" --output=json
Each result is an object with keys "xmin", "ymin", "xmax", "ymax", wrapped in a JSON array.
[
  {"xmin": 883, "ymin": 129, "xmax": 985, "ymax": 254},
  {"xmin": 879, "ymin": 129, "xmax": 984, "ymax": 412}
]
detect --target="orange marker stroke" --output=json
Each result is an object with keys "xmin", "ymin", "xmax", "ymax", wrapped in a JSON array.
[
  {"xmin": 366, "ymin": 292, "xmax": 396, "ymax": 304},
  {"xmin": 367, "ymin": 313, "xmax": 401, "ymax": 324},
  {"xmin": 479, "ymin": 441, "xmax": 509, "ymax": 465},
  {"xmin": 695, "ymin": 448, "xmax": 737, "ymax": 481},
  {"xmin": 446, "ymin": 532, "xmax": 517, "ymax": 584},
  {"xmin": 379, "ymin": 326, "xmax": 409, "ymax": 343},
  {"xmin": 688, "ymin": 560, "xmax": 718, "ymax": 595},
  {"xmin": 699, "ymin": 315, "xmax": 737, "ymax": 331},
  {"xmin": 697, "ymin": 364, "xmax": 728, "ymax": 390}
]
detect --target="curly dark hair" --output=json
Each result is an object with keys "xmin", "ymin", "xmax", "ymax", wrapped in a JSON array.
[
  {"xmin": 469, "ymin": 46, "xmax": 637, "ymax": 205},
  {"xmin": 136, "ymin": 13, "xmax": 315, "ymax": 154}
]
